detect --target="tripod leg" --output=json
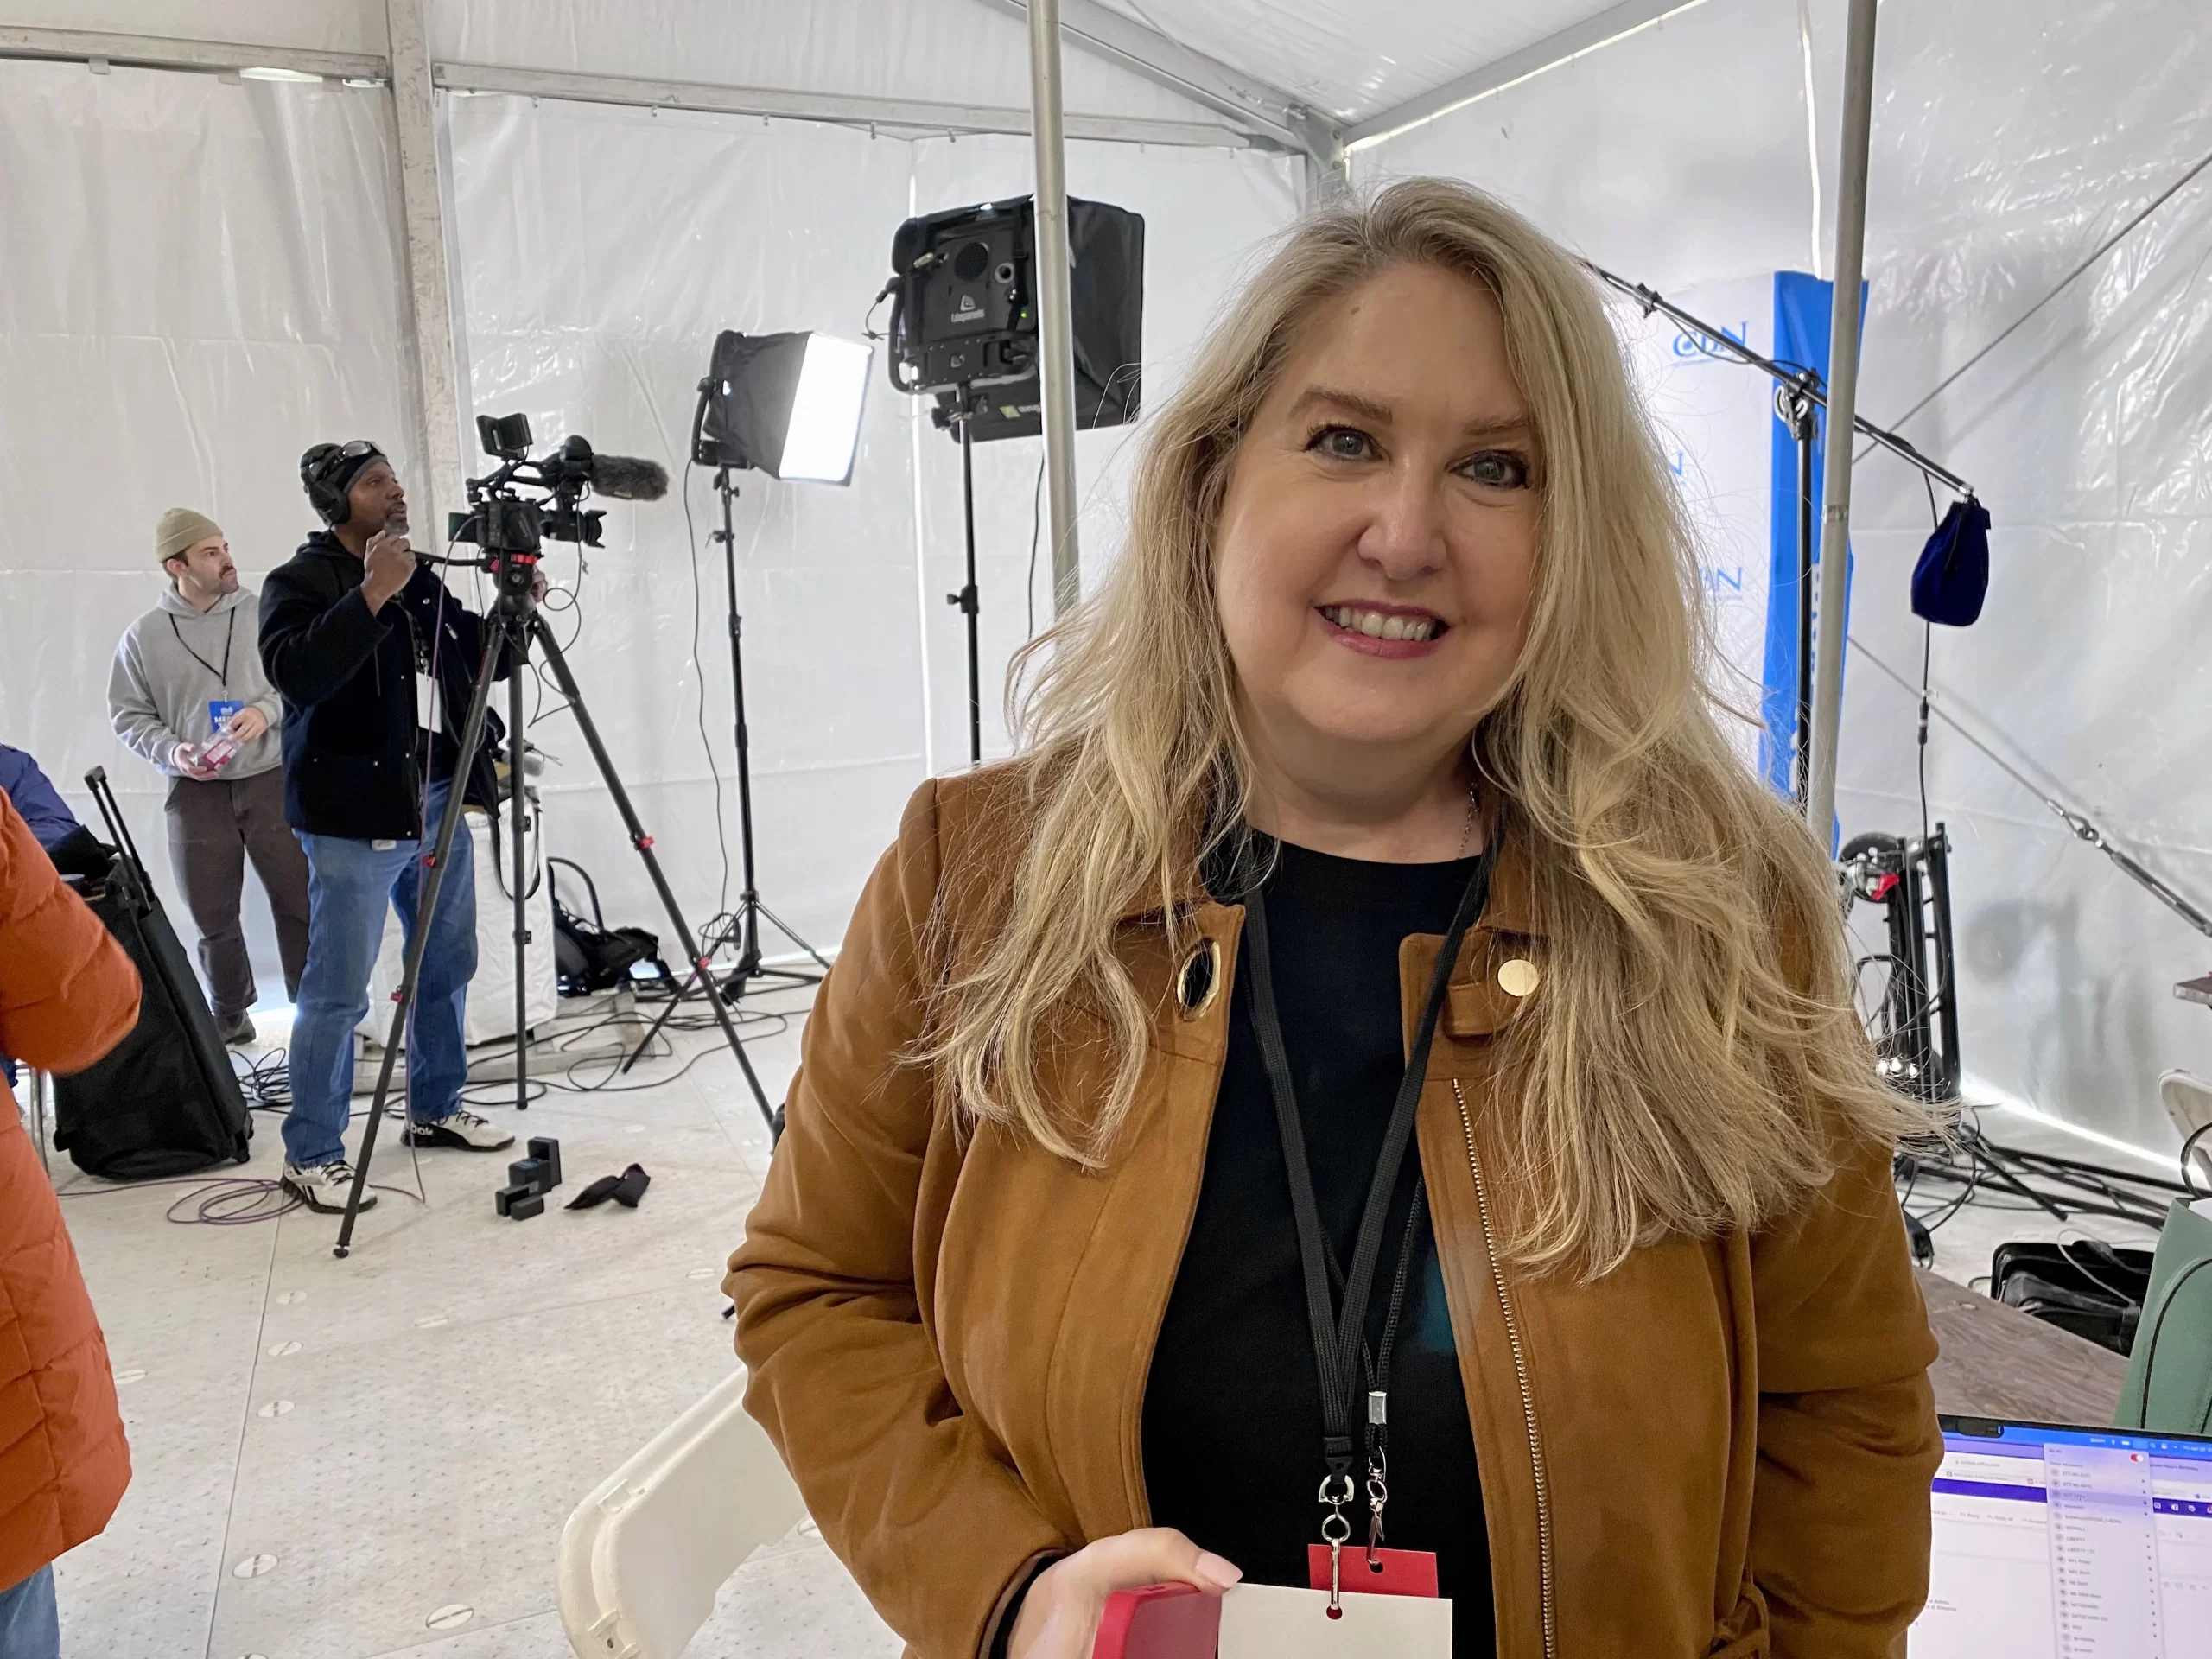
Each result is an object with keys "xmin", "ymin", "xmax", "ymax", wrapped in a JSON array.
[
  {"xmin": 336, "ymin": 623, "xmax": 505, "ymax": 1257},
  {"xmin": 753, "ymin": 899, "xmax": 831, "ymax": 974},
  {"xmin": 619, "ymin": 964, "xmax": 694, "ymax": 1073},
  {"xmin": 508, "ymin": 623, "xmax": 531, "ymax": 1110},
  {"xmin": 528, "ymin": 616, "xmax": 779, "ymax": 1131}
]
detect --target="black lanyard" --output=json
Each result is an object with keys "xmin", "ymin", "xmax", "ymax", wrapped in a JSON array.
[
  {"xmin": 1242, "ymin": 833, "xmax": 1499, "ymax": 1541},
  {"xmin": 168, "ymin": 608, "xmax": 235, "ymax": 689}
]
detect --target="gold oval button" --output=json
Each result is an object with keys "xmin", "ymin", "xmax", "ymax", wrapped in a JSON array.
[
  {"xmin": 1176, "ymin": 936, "xmax": 1222, "ymax": 1018},
  {"xmin": 1497, "ymin": 957, "xmax": 1541, "ymax": 998}
]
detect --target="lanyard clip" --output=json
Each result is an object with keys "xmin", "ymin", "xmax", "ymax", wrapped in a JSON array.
[
  {"xmin": 1365, "ymin": 1446, "xmax": 1390, "ymax": 1569},
  {"xmin": 1318, "ymin": 1470, "xmax": 1353, "ymax": 1612}
]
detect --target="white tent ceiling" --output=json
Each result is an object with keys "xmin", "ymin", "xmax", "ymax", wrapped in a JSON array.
[{"xmin": 1078, "ymin": 0, "xmax": 1665, "ymax": 125}]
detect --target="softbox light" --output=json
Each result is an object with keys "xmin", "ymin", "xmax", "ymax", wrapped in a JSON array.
[{"xmin": 693, "ymin": 330, "xmax": 872, "ymax": 484}]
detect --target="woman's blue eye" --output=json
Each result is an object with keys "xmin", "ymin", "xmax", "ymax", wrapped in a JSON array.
[
  {"xmin": 1461, "ymin": 450, "xmax": 1529, "ymax": 488},
  {"xmin": 1308, "ymin": 424, "xmax": 1373, "ymax": 461}
]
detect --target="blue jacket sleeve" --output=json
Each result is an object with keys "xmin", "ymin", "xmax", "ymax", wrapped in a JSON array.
[{"xmin": 0, "ymin": 747, "xmax": 84, "ymax": 851}]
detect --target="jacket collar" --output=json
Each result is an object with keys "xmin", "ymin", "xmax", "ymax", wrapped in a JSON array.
[
  {"xmin": 1123, "ymin": 815, "xmax": 1548, "ymax": 939},
  {"xmin": 297, "ymin": 528, "xmax": 361, "ymax": 563}
]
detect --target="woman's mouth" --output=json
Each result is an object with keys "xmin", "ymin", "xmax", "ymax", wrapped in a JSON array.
[{"xmin": 1318, "ymin": 603, "xmax": 1446, "ymax": 651}]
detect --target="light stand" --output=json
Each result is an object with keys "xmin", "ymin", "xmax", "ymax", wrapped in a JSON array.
[
  {"xmin": 335, "ymin": 545, "xmax": 778, "ymax": 1258},
  {"xmin": 943, "ymin": 385, "xmax": 984, "ymax": 766},
  {"xmin": 1844, "ymin": 828, "xmax": 2190, "ymax": 1235},
  {"xmin": 618, "ymin": 458, "xmax": 836, "ymax": 1074},
  {"xmin": 1778, "ymin": 374, "xmax": 1818, "ymax": 804},
  {"xmin": 705, "ymin": 461, "xmax": 830, "ymax": 995}
]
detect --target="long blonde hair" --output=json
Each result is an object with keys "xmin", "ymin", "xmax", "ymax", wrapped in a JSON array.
[{"xmin": 925, "ymin": 177, "xmax": 1918, "ymax": 1276}]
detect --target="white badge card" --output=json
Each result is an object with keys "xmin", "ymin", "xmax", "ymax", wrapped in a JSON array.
[
  {"xmin": 416, "ymin": 667, "xmax": 442, "ymax": 737},
  {"xmin": 1216, "ymin": 1583, "xmax": 1452, "ymax": 1659}
]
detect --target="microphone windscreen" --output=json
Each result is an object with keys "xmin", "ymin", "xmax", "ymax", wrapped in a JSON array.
[{"xmin": 591, "ymin": 454, "xmax": 670, "ymax": 501}]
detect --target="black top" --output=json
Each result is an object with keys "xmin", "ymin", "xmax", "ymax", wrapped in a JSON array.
[
  {"xmin": 259, "ymin": 531, "xmax": 510, "ymax": 840},
  {"xmin": 1141, "ymin": 837, "xmax": 1495, "ymax": 1654}
]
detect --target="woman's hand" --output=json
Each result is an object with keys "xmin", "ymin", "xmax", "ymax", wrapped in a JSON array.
[{"xmin": 1007, "ymin": 1529, "xmax": 1241, "ymax": 1659}]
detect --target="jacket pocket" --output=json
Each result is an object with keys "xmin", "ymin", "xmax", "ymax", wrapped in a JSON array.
[{"xmin": 296, "ymin": 751, "xmax": 393, "ymax": 827}]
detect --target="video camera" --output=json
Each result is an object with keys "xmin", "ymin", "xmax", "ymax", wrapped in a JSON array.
[{"xmin": 448, "ymin": 413, "xmax": 669, "ymax": 594}]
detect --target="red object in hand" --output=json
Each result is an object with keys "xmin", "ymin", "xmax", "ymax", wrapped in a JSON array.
[
  {"xmin": 1306, "ymin": 1545, "xmax": 1440, "ymax": 1599},
  {"xmin": 1091, "ymin": 1584, "xmax": 1223, "ymax": 1659}
]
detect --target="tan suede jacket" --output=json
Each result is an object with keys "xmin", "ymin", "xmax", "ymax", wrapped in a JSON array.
[{"xmin": 728, "ymin": 767, "xmax": 1941, "ymax": 1659}]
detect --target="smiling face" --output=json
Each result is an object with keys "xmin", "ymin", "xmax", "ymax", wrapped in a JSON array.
[{"xmin": 1212, "ymin": 260, "xmax": 1541, "ymax": 802}]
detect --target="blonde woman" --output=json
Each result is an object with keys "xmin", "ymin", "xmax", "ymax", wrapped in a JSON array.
[{"xmin": 729, "ymin": 178, "xmax": 1939, "ymax": 1659}]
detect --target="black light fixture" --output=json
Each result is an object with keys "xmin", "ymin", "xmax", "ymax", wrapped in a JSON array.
[{"xmin": 691, "ymin": 329, "xmax": 872, "ymax": 482}]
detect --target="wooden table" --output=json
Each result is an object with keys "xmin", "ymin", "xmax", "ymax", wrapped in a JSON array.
[{"xmin": 1917, "ymin": 1268, "xmax": 2130, "ymax": 1424}]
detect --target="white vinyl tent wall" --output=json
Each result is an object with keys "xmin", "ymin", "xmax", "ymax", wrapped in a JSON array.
[
  {"xmin": 6, "ymin": 0, "xmax": 2209, "ymax": 1166},
  {"xmin": 0, "ymin": 0, "xmax": 1299, "ymax": 982},
  {"xmin": 1355, "ymin": 0, "xmax": 2212, "ymax": 1158}
]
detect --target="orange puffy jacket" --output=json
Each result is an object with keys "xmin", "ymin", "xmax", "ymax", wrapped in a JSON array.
[{"xmin": 0, "ymin": 788, "xmax": 140, "ymax": 1591}]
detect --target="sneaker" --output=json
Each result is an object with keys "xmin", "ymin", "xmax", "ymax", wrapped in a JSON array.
[
  {"xmin": 401, "ymin": 1108, "xmax": 515, "ymax": 1152},
  {"xmin": 217, "ymin": 1014, "xmax": 257, "ymax": 1046},
  {"xmin": 283, "ymin": 1160, "xmax": 376, "ymax": 1214}
]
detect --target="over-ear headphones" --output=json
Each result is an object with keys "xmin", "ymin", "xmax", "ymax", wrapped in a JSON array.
[{"xmin": 300, "ymin": 440, "xmax": 385, "ymax": 526}]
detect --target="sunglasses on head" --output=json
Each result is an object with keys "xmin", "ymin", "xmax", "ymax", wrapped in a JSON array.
[{"xmin": 309, "ymin": 439, "xmax": 384, "ymax": 474}]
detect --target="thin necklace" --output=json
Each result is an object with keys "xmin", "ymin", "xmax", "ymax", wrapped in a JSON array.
[{"xmin": 1456, "ymin": 783, "xmax": 1480, "ymax": 858}]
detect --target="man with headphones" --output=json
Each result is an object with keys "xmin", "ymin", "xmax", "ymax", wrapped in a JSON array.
[{"xmin": 258, "ymin": 442, "xmax": 518, "ymax": 1213}]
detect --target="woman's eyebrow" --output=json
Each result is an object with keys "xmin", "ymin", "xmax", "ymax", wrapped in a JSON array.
[
  {"xmin": 1287, "ymin": 385, "xmax": 1395, "ymax": 425},
  {"xmin": 1287, "ymin": 385, "xmax": 1535, "ymax": 443}
]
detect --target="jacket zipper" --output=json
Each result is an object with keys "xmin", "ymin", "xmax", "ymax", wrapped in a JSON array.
[{"xmin": 1452, "ymin": 1077, "xmax": 1557, "ymax": 1659}]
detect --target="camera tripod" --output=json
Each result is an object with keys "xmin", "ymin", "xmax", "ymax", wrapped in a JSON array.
[{"xmin": 334, "ymin": 554, "xmax": 777, "ymax": 1255}]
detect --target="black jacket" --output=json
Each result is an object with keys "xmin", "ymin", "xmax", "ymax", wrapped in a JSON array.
[{"xmin": 259, "ymin": 531, "xmax": 511, "ymax": 841}]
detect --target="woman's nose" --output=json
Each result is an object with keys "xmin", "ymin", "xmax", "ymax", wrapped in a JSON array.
[{"xmin": 1354, "ymin": 470, "xmax": 1449, "ymax": 582}]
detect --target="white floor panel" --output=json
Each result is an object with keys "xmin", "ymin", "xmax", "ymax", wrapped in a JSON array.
[{"xmin": 41, "ymin": 982, "xmax": 898, "ymax": 1659}]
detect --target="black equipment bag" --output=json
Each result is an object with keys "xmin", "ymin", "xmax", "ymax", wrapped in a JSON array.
[
  {"xmin": 51, "ymin": 768, "xmax": 251, "ymax": 1179},
  {"xmin": 549, "ymin": 856, "xmax": 666, "ymax": 995},
  {"xmin": 1992, "ymin": 1238, "xmax": 2156, "ymax": 1356}
]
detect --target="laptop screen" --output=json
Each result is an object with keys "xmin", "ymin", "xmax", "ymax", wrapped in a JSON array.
[{"xmin": 1914, "ymin": 1418, "xmax": 2212, "ymax": 1656}]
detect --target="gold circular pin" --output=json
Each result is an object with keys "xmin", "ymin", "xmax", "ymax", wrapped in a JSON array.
[{"xmin": 1497, "ymin": 957, "xmax": 1541, "ymax": 998}]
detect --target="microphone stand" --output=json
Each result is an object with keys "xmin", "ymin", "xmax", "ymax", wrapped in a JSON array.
[{"xmin": 1583, "ymin": 263, "xmax": 1974, "ymax": 799}]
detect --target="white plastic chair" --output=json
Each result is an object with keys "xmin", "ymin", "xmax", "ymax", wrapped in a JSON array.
[
  {"xmin": 557, "ymin": 1365, "xmax": 810, "ymax": 1659},
  {"xmin": 2160, "ymin": 1070, "xmax": 2212, "ymax": 1190}
]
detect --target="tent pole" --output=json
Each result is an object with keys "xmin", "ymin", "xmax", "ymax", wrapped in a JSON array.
[
  {"xmin": 1027, "ymin": 0, "xmax": 1082, "ymax": 618},
  {"xmin": 384, "ymin": 0, "xmax": 466, "ymax": 538},
  {"xmin": 1803, "ymin": 0, "xmax": 1878, "ymax": 838}
]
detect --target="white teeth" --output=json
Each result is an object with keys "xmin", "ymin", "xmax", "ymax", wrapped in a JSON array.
[{"xmin": 1324, "ymin": 605, "xmax": 1436, "ymax": 642}]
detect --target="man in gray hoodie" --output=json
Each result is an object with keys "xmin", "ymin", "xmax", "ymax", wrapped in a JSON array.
[{"xmin": 108, "ymin": 508, "xmax": 311, "ymax": 1046}]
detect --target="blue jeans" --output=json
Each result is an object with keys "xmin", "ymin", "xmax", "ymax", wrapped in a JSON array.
[
  {"xmin": 284, "ymin": 783, "xmax": 476, "ymax": 1167},
  {"xmin": 0, "ymin": 1567, "xmax": 58, "ymax": 1659}
]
